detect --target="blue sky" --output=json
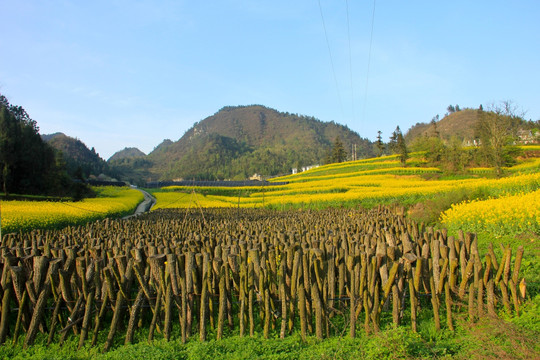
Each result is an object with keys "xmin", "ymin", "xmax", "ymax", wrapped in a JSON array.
[{"xmin": 1, "ymin": 0, "xmax": 538, "ymax": 159}]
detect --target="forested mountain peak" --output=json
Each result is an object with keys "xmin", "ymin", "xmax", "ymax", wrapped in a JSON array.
[{"xmin": 137, "ymin": 105, "xmax": 374, "ymax": 181}]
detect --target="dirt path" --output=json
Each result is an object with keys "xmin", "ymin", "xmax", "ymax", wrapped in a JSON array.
[{"xmin": 123, "ymin": 188, "xmax": 156, "ymax": 219}]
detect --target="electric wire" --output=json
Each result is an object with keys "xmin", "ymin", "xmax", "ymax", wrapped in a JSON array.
[
  {"xmin": 57, "ymin": 201, "xmax": 110, "ymax": 214},
  {"xmin": 345, "ymin": 0, "xmax": 355, "ymax": 124},
  {"xmin": 362, "ymin": 0, "xmax": 377, "ymax": 126},
  {"xmin": 317, "ymin": 0, "xmax": 344, "ymax": 121}
]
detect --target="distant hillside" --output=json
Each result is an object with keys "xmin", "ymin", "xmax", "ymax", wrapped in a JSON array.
[
  {"xmin": 405, "ymin": 108, "xmax": 539, "ymax": 145},
  {"xmin": 42, "ymin": 132, "xmax": 109, "ymax": 178},
  {"xmin": 108, "ymin": 147, "xmax": 146, "ymax": 162},
  {"xmin": 405, "ymin": 109, "xmax": 480, "ymax": 143},
  {"xmin": 121, "ymin": 105, "xmax": 373, "ymax": 182},
  {"xmin": 108, "ymin": 147, "xmax": 152, "ymax": 187}
]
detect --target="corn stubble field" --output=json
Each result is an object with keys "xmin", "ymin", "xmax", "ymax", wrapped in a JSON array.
[{"xmin": 0, "ymin": 150, "xmax": 539, "ymax": 359}]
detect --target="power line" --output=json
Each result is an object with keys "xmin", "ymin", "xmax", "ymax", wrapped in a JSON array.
[
  {"xmin": 345, "ymin": 0, "xmax": 355, "ymax": 125},
  {"xmin": 362, "ymin": 0, "xmax": 377, "ymax": 127},
  {"xmin": 57, "ymin": 201, "xmax": 110, "ymax": 214},
  {"xmin": 318, "ymin": 0, "xmax": 344, "ymax": 121}
]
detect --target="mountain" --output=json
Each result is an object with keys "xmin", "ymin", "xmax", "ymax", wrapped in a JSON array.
[
  {"xmin": 107, "ymin": 147, "xmax": 152, "ymax": 186},
  {"xmin": 114, "ymin": 105, "xmax": 373, "ymax": 182},
  {"xmin": 42, "ymin": 132, "xmax": 109, "ymax": 178},
  {"xmin": 405, "ymin": 108, "xmax": 539, "ymax": 145},
  {"xmin": 405, "ymin": 109, "xmax": 480, "ymax": 143},
  {"xmin": 108, "ymin": 147, "xmax": 146, "ymax": 162}
]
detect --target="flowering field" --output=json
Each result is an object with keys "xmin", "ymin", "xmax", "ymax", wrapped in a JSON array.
[
  {"xmin": 3, "ymin": 147, "xmax": 540, "ymax": 236},
  {"xmin": 1, "ymin": 187, "xmax": 143, "ymax": 234},
  {"xmin": 441, "ymin": 189, "xmax": 540, "ymax": 237},
  {"xmin": 151, "ymin": 153, "xmax": 540, "ymax": 211}
]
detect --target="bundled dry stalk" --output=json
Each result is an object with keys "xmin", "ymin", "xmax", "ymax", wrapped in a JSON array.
[{"xmin": 0, "ymin": 207, "xmax": 526, "ymax": 350}]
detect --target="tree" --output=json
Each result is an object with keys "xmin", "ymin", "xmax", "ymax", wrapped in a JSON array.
[
  {"xmin": 475, "ymin": 101, "xmax": 522, "ymax": 177},
  {"xmin": 375, "ymin": 131, "xmax": 385, "ymax": 157},
  {"xmin": 331, "ymin": 136, "xmax": 347, "ymax": 163},
  {"xmin": 0, "ymin": 93, "xmax": 70, "ymax": 195},
  {"xmin": 447, "ymin": 104, "xmax": 455, "ymax": 113},
  {"xmin": 430, "ymin": 115, "xmax": 440, "ymax": 137},
  {"xmin": 389, "ymin": 126, "xmax": 408, "ymax": 166},
  {"xmin": 0, "ymin": 106, "xmax": 18, "ymax": 195},
  {"xmin": 410, "ymin": 135, "xmax": 445, "ymax": 165},
  {"xmin": 388, "ymin": 126, "xmax": 398, "ymax": 150},
  {"xmin": 441, "ymin": 137, "xmax": 469, "ymax": 174},
  {"xmin": 324, "ymin": 148, "xmax": 333, "ymax": 165}
]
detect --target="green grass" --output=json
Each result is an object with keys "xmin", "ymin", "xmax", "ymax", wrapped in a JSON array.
[{"xmin": 2, "ymin": 309, "xmax": 538, "ymax": 360}]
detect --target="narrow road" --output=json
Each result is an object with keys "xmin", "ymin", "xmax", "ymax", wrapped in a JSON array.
[{"xmin": 123, "ymin": 188, "xmax": 156, "ymax": 219}]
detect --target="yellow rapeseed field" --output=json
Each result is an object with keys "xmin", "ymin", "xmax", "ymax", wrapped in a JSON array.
[
  {"xmin": 1, "ymin": 187, "xmax": 143, "ymax": 233},
  {"xmin": 441, "ymin": 189, "xmax": 540, "ymax": 237},
  {"xmin": 152, "ymin": 152, "xmax": 540, "ymax": 211},
  {"xmin": 108, "ymin": 149, "xmax": 540, "ymax": 239}
]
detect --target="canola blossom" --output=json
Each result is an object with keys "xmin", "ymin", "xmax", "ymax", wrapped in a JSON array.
[
  {"xmin": 152, "ymin": 191, "xmax": 235, "ymax": 210},
  {"xmin": 152, "ymin": 158, "xmax": 540, "ymax": 210},
  {"xmin": 1, "ymin": 187, "xmax": 144, "ymax": 234},
  {"xmin": 441, "ymin": 189, "xmax": 540, "ymax": 237}
]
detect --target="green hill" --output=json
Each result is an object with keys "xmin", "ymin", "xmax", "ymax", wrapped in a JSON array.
[
  {"xmin": 42, "ymin": 132, "xmax": 109, "ymax": 179},
  {"xmin": 120, "ymin": 105, "xmax": 374, "ymax": 182},
  {"xmin": 405, "ymin": 107, "xmax": 539, "ymax": 145},
  {"xmin": 108, "ymin": 147, "xmax": 146, "ymax": 162},
  {"xmin": 405, "ymin": 109, "xmax": 480, "ymax": 143}
]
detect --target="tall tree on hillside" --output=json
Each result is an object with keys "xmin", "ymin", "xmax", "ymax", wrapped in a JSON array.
[
  {"xmin": 476, "ymin": 101, "xmax": 522, "ymax": 177},
  {"xmin": 376, "ymin": 130, "xmax": 385, "ymax": 157},
  {"xmin": 430, "ymin": 115, "xmax": 440, "ymax": 137},
  {"xmin": 332, "ymin": 136, "xmax": 347, "ymax": 163},
  {"xmin": 324, "ymin": 148, "xmax": 333, "ymax": 165},
  {"xmin": 0, "ymin": 106, "xmax": 17, "ymax": 194},
  {"xmin": 389, "ymin": 126, "xmax": 408, "ymax": 166}
]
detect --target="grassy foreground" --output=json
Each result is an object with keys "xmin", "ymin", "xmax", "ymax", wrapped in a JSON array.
[{"xmin": 1, "ymin": 310, "xmax": 538, "ymax": 359}]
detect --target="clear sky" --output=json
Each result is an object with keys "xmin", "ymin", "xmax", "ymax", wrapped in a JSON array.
[{"xmin": 1, "ymin": 1, "xmax": 539, "ymax": 160}]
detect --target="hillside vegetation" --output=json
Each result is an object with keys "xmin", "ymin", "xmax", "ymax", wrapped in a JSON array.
[
  {"xmin": 107, "ymin": 147, "xmax": 146, "ymax": 162},
  {"xmin": 405, "ymin": 106, "xmax": 539, "ymax": 144},
  {"xmin": 43, "ymin": 132, "xmax": 110, "ymax": 179},
  {"xmin": 0, "ymin": 95, "xmax": 74, "ymax": 196},
  {"xmin": 33, "ymin": 103, "xmax": 539, "ymax": 188},
  {"xmin": 109, "ymin": 105, "xmax": 374, "ymax": 182}
]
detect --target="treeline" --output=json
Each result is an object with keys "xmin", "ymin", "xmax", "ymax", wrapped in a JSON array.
[
  {"xmin": 0, "ymin": 94, "xmax": 88, "ymax": 198},
  {"xmin": 161, "ymin": 133, "xmax": 373, "ymax": 181}
]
